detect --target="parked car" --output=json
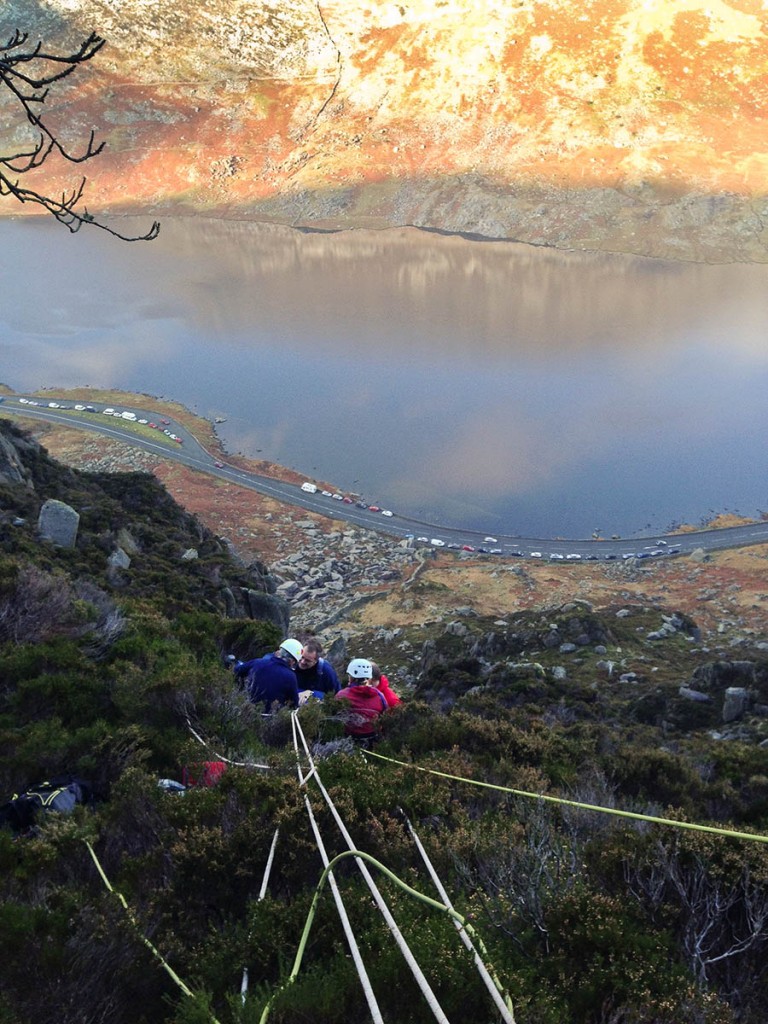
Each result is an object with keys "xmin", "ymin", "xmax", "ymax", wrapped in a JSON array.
[
  {"xmin": 447, "ymin": 543, "xmax": 460, "ymax": 550},
  {"xmin": 381, "ymin": 509, "xmax": 393, "ymax": 517},
  {"xmin": 566, "ymin": 553, "xmax": 582, "ymax": 560},
  {"xmin": 321, "ymin": 490, "xmax": 333, "ymax": 497},
  {"xmin": 416, "ymin": 536, "xmax": 429, "ymax": 543},
  {"xmin": 550, "ymin": 553, "xmax": 564, "ymax": 560},
  {"xmin": 74, "ymin": 404, "xmax": 85, "ymax": 411},
  {"xmin": 368, "ymin": 505, "xmax": 381, "ymax": 512},
  {"xmin": 342, "ymin": 496, "xmax": 354, "ymax": 504},
  {"xmin": 84, "ymin": 406, "xmax": 96, "ymax": 413},
  {"xmin": 529, "ymin": 552, "xmax": 543, "ymax": 558},
  {"xmin": 18, "ymin": 398, "xmax": 29, "ymax": 404},
  {"xmin": 461, "ymin": 545, "xmax": 475, "ymax": 552},
  {"xmin": 356, "ymin": 501, "xmax": 368, "ymax": 509},
  {"xmin": 431, "ymin": 538, "xmax": 446, "ymax": 547},
  {"xmin": 48, "ymin": 402, "xmax": 60, "ymax": 408},
  {"xmin": 138, "ymin": 418, "xmax": 148, "ymax": 425},
  {"xmin": 490, "ymin": 548, "xmax": 503, "ymax": 554},
  {"xmin": 103, "ymin": 408, "xmax": 115, "ymax": 415},
  {"xmin": 160, "ymin": 418, "xmax": 170, "ymax": 425},
  {"xmin": 332, "ymin": 493, "xmax": 344, "ymax": 501},
  {"xmin": 484, "ymin": 536, "xmax": 498, "ymax": 543}
]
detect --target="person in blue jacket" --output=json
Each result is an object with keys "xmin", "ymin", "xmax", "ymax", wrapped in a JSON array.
[
  {"xmin": 295, "ymin": 638, "xmax": 341, "ymax": 697},
  {"xmin": 234, "ymin": 638, "xmax": 303, "ymax": 710}
]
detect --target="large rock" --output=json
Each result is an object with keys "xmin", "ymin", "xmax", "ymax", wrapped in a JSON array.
[
  {"xmin": 245, "ymin": 590, "xmax": 291, "ymax": 633},
  {"xmin": 0, "ymin": 430, "xmax": 30, "ymax": 486},
  {"xmin": 722, "ymin": 687, "xmax": 750, "ymax": 723},
  {"xmin": 37, "ymin": 499, "xmax": 79, "ymax": 548}
]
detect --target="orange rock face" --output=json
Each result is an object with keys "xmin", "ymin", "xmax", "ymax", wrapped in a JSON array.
[{"xmin": 3, "ymin": 1, "xmax": 768, "ymax": 260}]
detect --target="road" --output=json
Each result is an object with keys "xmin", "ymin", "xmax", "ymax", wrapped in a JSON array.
[{"xmin": 3, "ymin": 393, "xmax": 768, "ymax": 562}]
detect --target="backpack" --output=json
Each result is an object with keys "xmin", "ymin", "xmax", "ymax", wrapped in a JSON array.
[{"xmin": 0, "ymin": 776, "xmax": 93, "ymax": 835}]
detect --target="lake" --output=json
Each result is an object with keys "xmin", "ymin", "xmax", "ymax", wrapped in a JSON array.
[{"xmin": 2, "ymin": 215, "xmax": 767, "ymax": 539}]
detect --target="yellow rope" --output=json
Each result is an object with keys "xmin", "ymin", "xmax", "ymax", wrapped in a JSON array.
[
  {"xmin": 362, "ymin": 750, "xmax": 768, "ymax": 845},
  {"xmin": 84, "ymin": 841, "xmax": 222, "ymax": 1023}
]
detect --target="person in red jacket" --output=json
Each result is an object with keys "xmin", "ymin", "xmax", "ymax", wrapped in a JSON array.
[
  {"xmin": 335, "ymin": 659, "xmax": 388, "ymax": 743},
  {"xmin": 370, "ymin": 661, "xmax": 401, "ymax": 707}
]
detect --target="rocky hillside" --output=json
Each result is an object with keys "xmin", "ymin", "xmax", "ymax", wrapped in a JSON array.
[
  {"xmin": 3, "ymin": 0, "xmax": 768, "ymax": 261},
  {"xmin": 4, "ymin": 410, "xmax": 768, "ymax": 1024}
]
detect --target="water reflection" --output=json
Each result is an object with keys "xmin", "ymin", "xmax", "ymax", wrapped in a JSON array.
[{"xmin": 1, "ymin": 216, "xmax": 767, "ymax": 537}]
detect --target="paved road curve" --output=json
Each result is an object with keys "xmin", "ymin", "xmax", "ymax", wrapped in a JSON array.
[{"xmin": 4, "ymin": 393, "xmax": 768, "ymax": 562}]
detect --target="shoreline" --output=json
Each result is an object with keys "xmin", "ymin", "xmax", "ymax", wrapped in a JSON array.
[{"xmin": 2, "ymin": 384, "xmax": 763, "ymax": 545}]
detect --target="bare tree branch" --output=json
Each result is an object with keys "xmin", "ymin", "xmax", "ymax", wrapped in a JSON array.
[{"xmin": 0, "ymin": 29, "xmax": 159, "ymax": 241}]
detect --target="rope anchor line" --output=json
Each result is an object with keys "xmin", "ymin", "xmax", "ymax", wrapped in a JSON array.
[{"xmin": 363, "ymin": 749, "xmax": 768, "ymax": 845}]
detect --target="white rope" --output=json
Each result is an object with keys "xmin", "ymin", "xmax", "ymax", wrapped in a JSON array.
[
  {"xmin": 292, "ymin": 715, "xmax": 452, "ymax": 1024},
  {"xmin": 402, "ymin": 812, "xmax": 516, "ymax": 1024},
  {"xmin": 241, "ymin": 826, "xmax": 281, "ymax": 1002},
  {"xmin": 185, "ymin": 718, "xmax": 270, "ymax": 770},
  {"xmin": 289, "ymin": 716, "xmax": 384, "ymax": 1023}
]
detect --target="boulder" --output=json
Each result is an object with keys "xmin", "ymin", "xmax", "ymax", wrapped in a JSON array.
[
  {"xmin": 245, "ymin": 589, "xmax": 291, "ymax": 633},
  {"xmin": 108, "ymin": 547, "xmax": 132, "ymax": 571},
  {"xmin": 37, "ymin": 498, "xmax": 79, "ymax": 548},
  {"xmin": 722, "ymin": 686, "xmax": 750, "ymax": 723}
]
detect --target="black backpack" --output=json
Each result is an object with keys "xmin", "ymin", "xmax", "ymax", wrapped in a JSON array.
[{"xmin": 0, "ymin": 776, "xmax": 94, "ymax": 834}]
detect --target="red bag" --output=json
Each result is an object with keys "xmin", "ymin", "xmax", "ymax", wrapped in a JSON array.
[{"xmin": 181, "ymin": 761, "xmax": 227, "ymax": 787}]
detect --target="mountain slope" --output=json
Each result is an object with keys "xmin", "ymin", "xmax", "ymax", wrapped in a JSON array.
[{"xmin": 2, "ymin": 0, "xmax": 768, "ymax": 260}]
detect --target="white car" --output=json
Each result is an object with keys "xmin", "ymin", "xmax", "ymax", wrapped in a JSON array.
[
  {"xmin": 74, "ymin": 404, "xmax": 85, "ymax": 411},
  {"xmin": 138, "ymin": 418, "xmax": 148, "ymax": 424},
  {"xmin": 103, "ymin": 408, "xmax": 115, "ymax": 415},
  {"xmin": 566, "ymin": 553, "xmax": 582, "ymax": 560},
  {"xmin": 18, "ymin": 397, "xmax": 29, "ymax": 404},
  {"xmin": 484, "ymin": 536, "xmax": 498, "ymax": 543},
  {"xmin": 550, "ymin": 553, "xmax": 564, "ymax": 560},
  {"xmin": 431, "ymin": 538, "xmax": 446, "ymax": 547},
  {"xmin": 331, "ymin": 493, "xmax": 344, "ymax": 501},
  {"xmin": 48, "ymin": 402, "xmax": 60, "ymax": 408},
  {"xmin": 321, "ymin": 490, "xmax": 332, "ymax": 497},
  {"xmin": 381, "ymin": 509, "xmax": 393, "ymax": 517},
  {"xmin": 530, "ymin": 551, "xmax": 542, "ymax": 558},
  {"xmin": 416, "ymin": 536, "xmax": 429, "ymax": 543}
]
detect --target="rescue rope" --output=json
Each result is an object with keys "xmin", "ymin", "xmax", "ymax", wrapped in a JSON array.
[
  {"xmin": 401, "ymin": 809, "xmax": 516, "ymax": 1023},
  {"xmin": 362, "ymin": 750, "xmax": 768, "ymax": 845},
  {"xmin": 185, "ymin": 717, "xmax": 270, "ymax": 771},
  {"xmin": 241, "ymin": 827, "xmax": 280, "ymax": 1002},
  {"xmin": 84, "ymin": 841, "xmax": 222, "ymax": 1023},
  {"xmin": 290, "ymin": 715, "xmax": 384, "ymax": 1023},
  {"xmin": 292, "ymin": 715, "xmax": 451, "ymax": 1023},
  {"xmin": 259, "ymin": 848, "xmax": 500, "ymax": 1024}
]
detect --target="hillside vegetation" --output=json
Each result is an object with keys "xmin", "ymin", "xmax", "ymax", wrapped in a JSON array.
[
  {"xmin": 2, "ymin": 1, "xmax": 768, "ymax": 260},
  {"xmin": 3, "ymin": 422, "xmax": 768, "ymax": 1024}
]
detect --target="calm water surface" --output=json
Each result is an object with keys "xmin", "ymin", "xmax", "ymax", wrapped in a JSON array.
[{"xmin": 2, "ymin": 216, "xmax": 767, "ymax": 538}]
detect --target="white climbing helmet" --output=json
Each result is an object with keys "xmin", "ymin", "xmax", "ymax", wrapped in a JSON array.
[
  {"xmin": 346, "ymin": 658, "xmax": 373, "ymax": 680},
  {"xmin": 279, "ymin": 638, "xmax": 303, "ymax": 663}
]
